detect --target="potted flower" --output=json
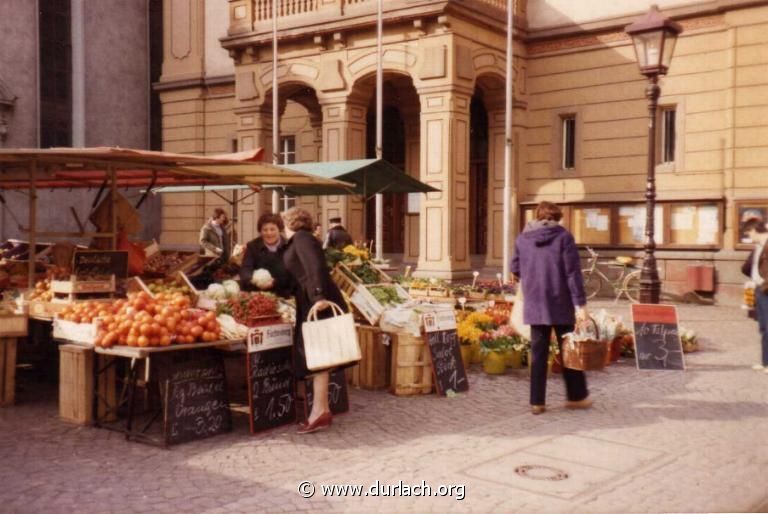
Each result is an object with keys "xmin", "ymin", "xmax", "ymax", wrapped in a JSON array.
[
  {"xmin": 507, "ymin": 333, "xmax": 528, "ymax": 369},
  {"xmin": 457, "ymin": 311, "xmax": 497, "ymax": 364},
  {"xmin": 680, "ymin": 326, "xmax": 698, "ymax": 353},
  {"xmin": 480, "ymin": 331, "xmax": 510, "ymax": 375}
]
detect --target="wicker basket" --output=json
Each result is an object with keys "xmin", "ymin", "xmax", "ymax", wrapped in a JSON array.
[{"xmin": 562, "ymin": 318, "xmax": 607, "ymax": 371}]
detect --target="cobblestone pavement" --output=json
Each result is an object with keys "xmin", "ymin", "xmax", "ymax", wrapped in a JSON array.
[{"xmin": 1, "ymin": 302, "xmax": 767, "ymax": 513}]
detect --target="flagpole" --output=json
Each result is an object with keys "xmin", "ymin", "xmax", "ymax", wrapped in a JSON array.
[
  {"xmin": 502, "ymin": 0, "xmax": 514, "ymax": 282},
  {"xmin": 374, "ymin": 0, "xmax": 384, "ymax": 261},
  {"xmin": 272, "ymin": 0, "xmax": 280, "ymax": 214}
]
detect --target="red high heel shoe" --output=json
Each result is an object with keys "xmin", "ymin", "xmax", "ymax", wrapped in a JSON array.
[{"xmin": 297, "ymin": 411, "xmax": 332, "ymax": 434}]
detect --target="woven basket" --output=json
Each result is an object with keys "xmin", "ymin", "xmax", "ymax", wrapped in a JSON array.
[{"xmin": 562, "ymin": 318, "xmax": 607, "ymax": 371}]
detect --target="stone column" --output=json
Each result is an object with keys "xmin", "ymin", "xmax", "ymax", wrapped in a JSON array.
[
  {"xmin": 319, "ymin": 97, "xmax": 367, "ymax": 242},
  {"xmin": 415, "ymin": 87, "xmax": 472, "ymax": 279}
]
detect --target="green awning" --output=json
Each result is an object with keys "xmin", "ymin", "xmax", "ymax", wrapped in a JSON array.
[{"xmin": 277, "ymin": 159, "xmax": 439, "ymax": 196}]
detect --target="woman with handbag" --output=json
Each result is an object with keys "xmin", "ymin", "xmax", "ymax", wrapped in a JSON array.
[
  {"xmin": 511, "ymin": 201, "xmax": 592, "ymax": 415},
  {"xmin": 281, "ymin": 207, "xmax": 349, "ymax": 434},
  {"xmin": 239, "ymin": 213, "xmax": 292, "ymax": 296},
  {"xmin": 741, "ymin": 218, "xmax": 768, "ymax": 372}
]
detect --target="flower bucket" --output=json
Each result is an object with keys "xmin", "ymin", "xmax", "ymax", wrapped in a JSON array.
[
  {"xmin": 505, "ymin": 349, "xmax": 524, "ymax": 369},
  {"xmin": 460, "ymin": 344, "xmax": 473, "ymax": 369},
  {"xmin": 483, "ymin": 351, "xmax": 507, "ymax": 375},
  {"xmin": 471, "ymin": 341, "xmax": 484, "ymax": 364},
  {"xmin": 682, "ymin": 340, "xmax": 698, "ymax": 353}
]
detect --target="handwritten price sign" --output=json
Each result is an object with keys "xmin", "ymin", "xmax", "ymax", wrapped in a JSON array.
[{"xmin": 630, "ymin": 304, "xmax": 685, "ymax": 371}]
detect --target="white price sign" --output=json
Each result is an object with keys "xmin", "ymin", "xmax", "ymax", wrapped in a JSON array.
[{"xmin": 247, "ymin": 323, "xmax": 293, "ymax": 353}]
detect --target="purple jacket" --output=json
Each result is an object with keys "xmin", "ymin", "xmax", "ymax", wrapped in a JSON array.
[{"xmin": 510, "ymin": 220, "xmax": 586, "ymax": 326}]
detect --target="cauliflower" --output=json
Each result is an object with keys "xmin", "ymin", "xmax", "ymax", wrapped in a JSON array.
[
  {"xmin": 206, "ymin": 283, "xmax": 226, "ymax": 300},
  {"xmin": 222, "ymin": 279, "xmax": 241, "ymax": 297},
  {"xmin": 251, "ymin": 268, "xmax": 274, "ymax": 289}
]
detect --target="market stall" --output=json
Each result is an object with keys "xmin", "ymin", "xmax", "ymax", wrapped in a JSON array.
[{"xmin": 0, "ymin": 147, "xmax": 354, "ymax": 445}]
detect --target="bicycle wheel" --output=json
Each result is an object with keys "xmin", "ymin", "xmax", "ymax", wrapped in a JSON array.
[
  {"xmin": 582, "ymin": 269, "xmax": 603, "ymax": 299},
  {"xmin": 623, "ymin": 271, "xmax": 641, "ymax": 303}
]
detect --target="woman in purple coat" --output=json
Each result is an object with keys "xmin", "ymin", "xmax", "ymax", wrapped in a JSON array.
[{"xmin": 511, "ymin": 202, "xmax": 593, "ymax": 415}]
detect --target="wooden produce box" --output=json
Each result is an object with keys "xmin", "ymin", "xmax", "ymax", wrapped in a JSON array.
[
  {"xmin": 0, "ymin": 337, "xmax": 17, "ymax": 406},
  {"xmin": 0, "ymin": 313, "xmax": 28, "ymax": 338},
  {"xmin": 52, "ymin": 275, "xmax": 115, "ymax": 295},
  {"xmin": 53, "ymin": 318, "xmax": 100, "ymax": 345},
  {"xmin": 28, "ymin": 300, "xmax": 69, "ymax": 318},
  {"xmin": 390, "ymin": 332, "xmax": 433, "ymax": 396},
  {"xmin": 347, "ymin": 325, "xmax": 391, "ymax": 390},
  {"xmin": 59, "ymin": 345, "xmax": 117, "ymax": 425}
]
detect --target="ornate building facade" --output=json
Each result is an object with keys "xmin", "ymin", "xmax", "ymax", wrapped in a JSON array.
[{"xmin": 158, "ymin": 0, "xmax": 768, "ymax": 303}]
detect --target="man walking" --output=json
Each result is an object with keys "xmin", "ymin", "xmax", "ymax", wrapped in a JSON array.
[
  {"xmin": 323, "ymin": 216, "xmax": 353, "ymax": 250},
  {"xmin": 742, "ymin": 218, "xmax": 768, "ymax": 373},
  {"xmin": 199, "ymin": 208, "xmax": 231, "ymax": 264}
]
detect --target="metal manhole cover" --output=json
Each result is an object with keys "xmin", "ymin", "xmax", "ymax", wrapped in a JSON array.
[{"xmin": 514, "ymin": 465, "xmax": 569, "ymax": 481}]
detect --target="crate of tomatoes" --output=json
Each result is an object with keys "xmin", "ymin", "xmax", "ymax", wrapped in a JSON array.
[{"xmin": 216, "ymin": 292, "xmax": 282, "ymax": 327}]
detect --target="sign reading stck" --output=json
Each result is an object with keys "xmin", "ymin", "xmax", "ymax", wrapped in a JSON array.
[{"xmin": 247, "ymin": 323, "xmax": 293, "ymax": 353}]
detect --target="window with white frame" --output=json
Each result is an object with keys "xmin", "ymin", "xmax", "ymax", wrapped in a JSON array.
[
  {"xmin": 280, "ymin": 136, "xmax": 296, "ymax": 164},
  {"xmin": 561, "ymin": 115, "xmax": 576, "ymax": 170}
]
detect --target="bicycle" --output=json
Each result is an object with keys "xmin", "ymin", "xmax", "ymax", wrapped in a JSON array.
[{"xmin": 581, "ymin": 247, "xmax": 641, "ymax": 303}]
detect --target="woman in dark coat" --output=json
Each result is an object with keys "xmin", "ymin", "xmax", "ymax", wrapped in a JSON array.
[
  {"xmin": 511, "ymin": 201, "xmax": 592, "ymax": 415},
  {"xmin": 239, "ymin": 213, "xmax": 292, "ymax": 297},
  {"xmin": 281, "ymin": 207, "xmax": 348, "ymax": 434}
]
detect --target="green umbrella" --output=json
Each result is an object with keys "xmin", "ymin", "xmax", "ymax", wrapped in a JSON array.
[{"xmin": 276, "ymin": 159, "xmax": 440, "ymax": 197}]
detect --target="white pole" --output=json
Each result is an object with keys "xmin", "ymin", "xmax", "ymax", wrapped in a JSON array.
[
  {"xmin": 272, "ymin": 0, "xmax": 280, "ymax": 214},
  {"xmin": 374, "ymin": 0, "xmax": 384, "ymax": 261},
  {"xmin": 502, "ymin": 0, "xmax": 514, "ymax": 283}
]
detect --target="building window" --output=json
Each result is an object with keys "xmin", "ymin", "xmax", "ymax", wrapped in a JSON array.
[
  {"xmin": 561, "ymin": 115, "xmax": 576, "ymax": 169},
  {"xmin": 39, "ymin": 0, "xmax": 72, "ymax": 148},
  {"xmin": 280, "ymin": 136, "xmax": 296, "ymax": 164},
  {"xmin": 660, "ymin": 107, "xmax": 676, "ymax": 163}
]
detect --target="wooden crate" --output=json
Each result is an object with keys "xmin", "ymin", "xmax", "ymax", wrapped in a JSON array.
[
  {"xmin": 0, "ymin": 337, "xmax": 17, "ymax": 406},
  {"xmin": 348, "ymin": 325, "xmax": 391, "ymax": 390},
  {"xmin": 52, "ymin": 275, "xmax": 116, "ymax": 295},
  {"xmin": 0, "ymin": 313, "xmax": 28, "ymax": 338},
  {"xmin": 390, "ymin": 332, "xmax": 433, "ymax": 396},
  {"xmin": 59, "ymin": 344, "xmax": 94, "ymax": 424}
]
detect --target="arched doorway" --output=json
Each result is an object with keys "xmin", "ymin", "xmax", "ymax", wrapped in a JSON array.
[
  {"xmin": 470, "ymin": 74, "xmax": 506, "ymax": 265},
  {"xmin": 236, "ymin": 83, "xmax": 323, "ymax": 242},
  {"xmin": 350, "ymin": 73, "xmax": 420, "ymax": 257},
  {"xmin": 470, "ymin": 91, "xmax": 489, "ymax": 257}
]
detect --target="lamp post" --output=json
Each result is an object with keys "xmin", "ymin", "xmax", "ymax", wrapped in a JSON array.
[{"xmin": 625, "ymin": 5, "xmax": 682, "ymax": 304}]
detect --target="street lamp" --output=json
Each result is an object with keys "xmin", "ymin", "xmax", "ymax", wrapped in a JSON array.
[{"xmin": 625, "ymin": 5, "xmax": 682, "ymax": 304}]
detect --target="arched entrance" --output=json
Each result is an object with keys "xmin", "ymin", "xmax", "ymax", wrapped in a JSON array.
[
  {"xmin": 350, "ymin": 73, "xmax": 420, "ymax": 257},
  {"xmin": 237, "ymin": 83, "xmax": 323, "ymax": 242},
  {"xmin": 470, "ymin": 74, "xmax": 506, "ymax": 266}
]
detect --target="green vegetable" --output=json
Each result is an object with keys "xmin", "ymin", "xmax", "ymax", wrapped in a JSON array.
[
  {"xmin": 368, "ymin": 285, "xmax": 405, "ymax": 306},
  {"xmin": 351, "ymin": 262, "xmax": 379, "ymax": 285}
]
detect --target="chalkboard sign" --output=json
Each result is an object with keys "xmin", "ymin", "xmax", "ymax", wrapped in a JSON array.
[
  {"xmin": 422, "ymin": 309, "xmax": 468, "ymax": 395},
  {"xmin": 73, "ymin": 250, "xmax": 128, "ymax": 279},
  {"xmin": 247, "ymin": 347, "xmax": 296, "ymax": 433},
  {"xmin": 630, "ymin": 304, "xmax": 685, "ymax": 371},
  {"xmin": 162, "ymin": 355, "xmax": 232, "ymax": 445},
  {"xmin": 300, "ymin": 369, "xmax": 349, "ymax": 421}
]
